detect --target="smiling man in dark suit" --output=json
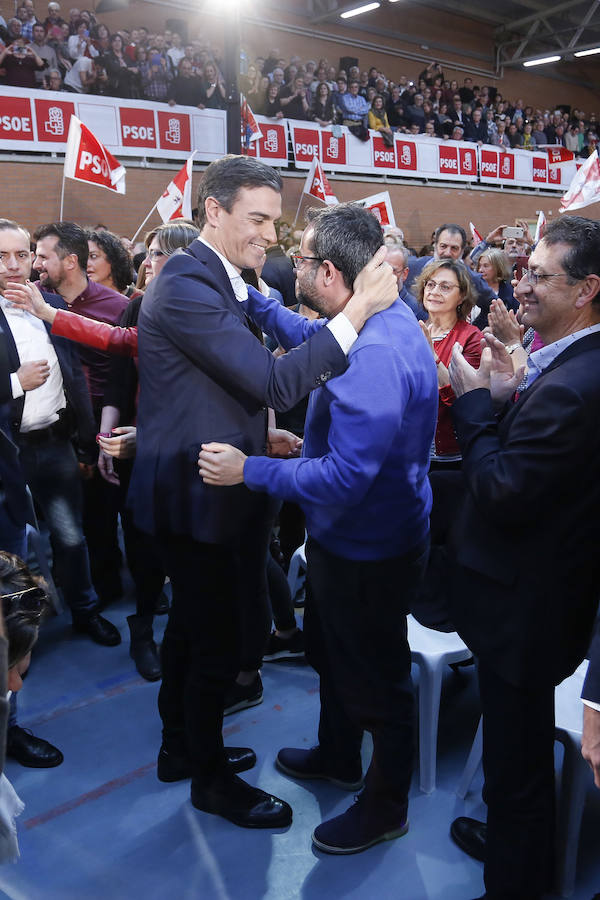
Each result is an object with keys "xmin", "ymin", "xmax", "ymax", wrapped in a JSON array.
[
  {"xmin": 447, "ymin": 215, "xmax": 600, "ymax": 900},
  {"xmin": 129, "ymin": 155, "xmax": 397, "ymax": 829}
]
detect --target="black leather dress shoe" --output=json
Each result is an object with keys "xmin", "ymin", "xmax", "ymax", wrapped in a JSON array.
[
  {"xmin": 158, "ymin": 746, "xmax": 257, "ymax": 782},
  {"xmin": 191, "ymin": 773, "xmax": 292, "ymax": 828},
  {"xmin": 450, "ymin": 816, "xmax": 487, "ymax": 862},
  {"xmin": 6, "ymin": 725, "xmax": 64, "ymax": 768},
  {"xmin": 73, "ymin": 613, "xmax": 121, "ymax": 646}
]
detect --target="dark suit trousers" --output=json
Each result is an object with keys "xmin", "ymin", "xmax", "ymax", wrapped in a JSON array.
[
  {"xmin": 305, "ymin": 537, "xmax": 427, "ymax": 822},
  {"xmin": 158, "ymin": 535, "xmax": 242, "ymax": 777},
  {"xmin": 478, "ymin": 659, "xmax": 555, "ymax": 900}
]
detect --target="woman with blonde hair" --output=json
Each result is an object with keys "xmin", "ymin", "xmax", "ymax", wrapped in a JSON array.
[{"xmin": 477, "ymin": 246, "xmax": 516, "ymax": 308}]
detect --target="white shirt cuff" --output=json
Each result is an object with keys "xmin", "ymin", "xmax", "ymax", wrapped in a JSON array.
[
  {"xmin": 326, "ymin": 313, "xmax": 358, "ymax": 355},
  {"xmin": 583, "ymin": 698, "xmax": 600, "ymax": 712},
  {"xmin": 10, "ymin": 372, "xmax": 23, "ymax": 399}
]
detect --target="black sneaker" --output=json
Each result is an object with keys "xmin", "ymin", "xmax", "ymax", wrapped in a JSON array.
[
  {"xmin": 263, "ymin": 629, "xmax": 305, "ymax": 661},
  {"xmin": 223, "ymin": 674, "xmax": 263, "ymax": 716}
]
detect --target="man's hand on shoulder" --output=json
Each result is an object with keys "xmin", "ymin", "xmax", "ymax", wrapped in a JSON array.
[
  {"xmin": 343, "ymin": 246, "xmax": 397, "ymax": 332},
  {"xmin": 198, "ymin": 442, "xmax": 247, "ymax": 485},
  {"xmin": 4, "ymin": 280, "xmax": 56, "ymax": 324}
]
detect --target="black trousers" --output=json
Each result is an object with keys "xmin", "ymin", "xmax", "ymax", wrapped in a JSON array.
[
  {"xmin": 157, "ymin": 513, "xmax": 275, "ymax": 778},
  {"xmin": 305, "ymin": 537, "xmax": 428, "ymax": 822},
  {"xmin": 478, "ymin": 659, "xmax": 555, "ymax": 900},
  {"xmin": 158, "ymin": 535, "xmax": 242, "ymax": 778}
]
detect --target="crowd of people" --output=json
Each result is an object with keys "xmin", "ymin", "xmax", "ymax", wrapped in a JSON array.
[
  {"xmin": 0, "ymin": 4, "xmax": 598, "ymax": 156},
  {"xmin": 0, "ymin": 148, "xmax": 598, "ymax": 900}
]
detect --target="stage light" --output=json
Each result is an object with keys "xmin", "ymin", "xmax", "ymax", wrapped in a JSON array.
[
  {"xmin": 523, "ymin": 56, "xmax": 561, "ymax": 67},
  {"xmin": 341, "ymin": 3, "xmax": 380, "ymax": 19}
]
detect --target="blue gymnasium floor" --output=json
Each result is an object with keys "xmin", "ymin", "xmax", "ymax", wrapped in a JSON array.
[{"xmin": 3, "ymin": 585, "xmax": 600, "ymax": 900}]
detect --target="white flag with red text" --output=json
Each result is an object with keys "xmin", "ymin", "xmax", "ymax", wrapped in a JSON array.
[
  {"xmin": 303, "ymin": 156, "xmax": 338, "ymax": 205},
  {"xmin": 156, "ymin": 152, "xmax": 196, "ymax": 222},
  {"xmin": 63, "ymin": 116, "xmax": 125, "ymax": 193},
  {"xmin": 357, "ymin": 191, "xmax": 396, "ymax": 227},
  {"xmin": 560, "ymin": 150, "xmax": 600, "ymax": 212},
  {"xmin": 534, "ymin": 210, "xmax": 546, "ymax": 243},
  {"xmin": 469, "ymin": 221, "xmax": 483, "ymax": 243}
]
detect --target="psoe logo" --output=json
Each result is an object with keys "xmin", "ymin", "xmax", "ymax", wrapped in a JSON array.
[
  {"xmin": 264, "ymin": 129, "xmax": 279, "ymax": 152},
  {"xmin": 326, "ymin": 136, "xmax": 339, "ymax": 158},
  {"xmin": 501, "ymin": 156, "xmax": 512, "ymax": 175},
  {"xmin": 45, "ymin": 106, "xmax": 64, "ymax": 136},
  {"xmin": 400, "ymin": 144, "xmax": 412, "ymax": 166},
  {"xmin": 165, "ymin": 119, "xmax": 181, "ymax": 144}
]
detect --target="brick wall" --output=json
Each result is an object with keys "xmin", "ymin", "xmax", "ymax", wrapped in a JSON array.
[{"xmin": 5, "ymin": 159, "xmax": 590, "ymax": 251}]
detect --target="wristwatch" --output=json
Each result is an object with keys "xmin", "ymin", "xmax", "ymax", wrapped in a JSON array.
[{"xmin": 505, "ymin": 342, "xmax": 521, "ymax": 354}]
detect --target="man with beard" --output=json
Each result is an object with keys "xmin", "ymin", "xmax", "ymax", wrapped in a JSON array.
[
  {"xmin": 32, "ymin": 222, "xmax": 128, "ymax": 607},
  {"xmin": 198, "ymin": 203, "xmax": 438, "ymax": 853}
]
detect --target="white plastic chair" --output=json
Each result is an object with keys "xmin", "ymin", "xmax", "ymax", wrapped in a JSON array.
[
  {"xmin": 407, "ymin": 614, "xmax": 473, "ymax": 793},
  {"xmin": 456, "ymin": 660, "xmax": 592, "ymax": 898}
]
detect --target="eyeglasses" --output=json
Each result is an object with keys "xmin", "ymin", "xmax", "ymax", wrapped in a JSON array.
[
  {"xmin": 146, "ymin": 249, "xmax": 166, "ymax": 260},
  {"xmin": 424, "ymin": 279, "xmax": 459, "ymax": 295},
  {"xmin": 0, "ymin": 585, "xmax": 47, "ymax": 612},
  {"xmin": 291, "ymin": 254, "xmax": 323, "ymax": 269},
  {"xmin": 523, "ymin": 269, "xmax": 570, "ymax": 285}
]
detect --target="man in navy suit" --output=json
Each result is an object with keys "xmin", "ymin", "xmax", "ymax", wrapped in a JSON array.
[
  {"xmin": 129, "ymin": 155, "xmax": 397, "ymax": 829},
  {"xmin": 406, "ymin": 223, "xmax": 516, "ymax": 328},
  {"xmin": 447, "ymin": 216, "xmax": 600, "ymax": 900}
]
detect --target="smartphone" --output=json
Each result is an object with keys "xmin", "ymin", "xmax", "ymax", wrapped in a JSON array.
[
  {"xmin": 512, "ymin": 255, "xmax": 529, "ymax": 281},
  {"xmin": 503, "ymin": 226, "xmax": 524, "ymax": 240}
]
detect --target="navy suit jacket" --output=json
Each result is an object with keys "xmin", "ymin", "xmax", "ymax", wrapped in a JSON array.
[
  {"xmin": 0, "ymin": 292, "xmax": 96, "ymax": 463},
  {"xmin": 0, "ymin": 327, "xmax": 31, "ymax": 528},
  {"xmin": 450, "ymin": 331, "xmax": 600, "ymax": 688},
  {"xmin": 129, "ymin": 239, "xmax": 347, "ymax": 544}
]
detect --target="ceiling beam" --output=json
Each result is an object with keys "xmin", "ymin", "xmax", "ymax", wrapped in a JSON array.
[
  {"xmin": 567, "ymin": 0, "xmax": 600, "ymax": 46},
  {"xmin": 496, "ymin": 0, "xmax": 587, "ymax": 32}
]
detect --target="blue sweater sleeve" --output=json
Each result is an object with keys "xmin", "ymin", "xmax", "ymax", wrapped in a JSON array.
[
  {"xmin": 244, "ymin": 342, "xmax": 409, "ymax": 506},
  {"xmin": 244, "ymin": 285, "xmax": 325, "ymax": 350}
]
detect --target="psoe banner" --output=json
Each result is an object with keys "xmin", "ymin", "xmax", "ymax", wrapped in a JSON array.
[
  {"xmin": 478, "ymin": 143, "xmax": 577, "ymax": 189},
  {"xmin": 243, "ymin": 115, "xmax": 288, "ymax": 167},
  {"xmin": 288, "ymin": 121, "xmax": 479, "ymax": 182},
  {"xmin": 0, "ymin": 86, "xmax": 227, "ymax": 161}
]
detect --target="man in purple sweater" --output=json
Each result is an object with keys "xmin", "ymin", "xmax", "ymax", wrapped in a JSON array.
[{"xmin": 198, "ymin": 203, "xmax": 438, "ymax": 855}]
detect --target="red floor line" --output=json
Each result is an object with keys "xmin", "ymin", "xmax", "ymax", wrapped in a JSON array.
[{"xmin": 23, "ymin": 761, "xmax": 156, "ymax": 829}]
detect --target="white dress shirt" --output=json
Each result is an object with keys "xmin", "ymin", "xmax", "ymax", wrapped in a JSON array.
[{"xmin": 0, "ymin": 299, "xmax": 66, "ymax": 433}]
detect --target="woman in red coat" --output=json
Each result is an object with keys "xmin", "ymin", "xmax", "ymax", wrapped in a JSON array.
[
  {"xmin": 412, "ymin": 258, "xmax": 482, "ymax": 631},
  {"xmin": 415, "ymin": 258, "xmax": 482, "ymax": 465}
]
